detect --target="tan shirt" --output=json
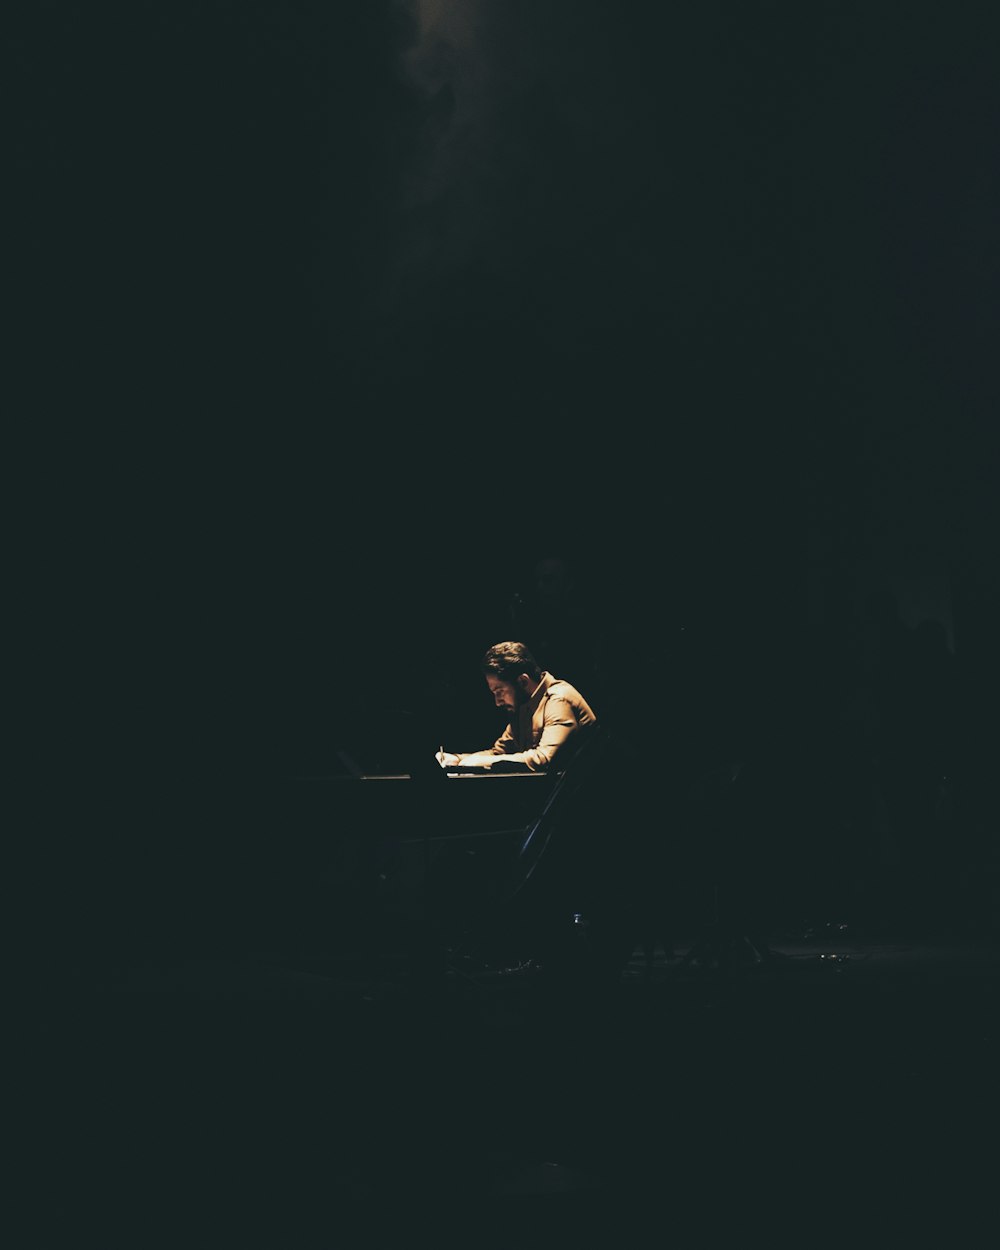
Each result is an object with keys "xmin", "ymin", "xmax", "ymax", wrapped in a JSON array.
[{"xmin": 457, "ymin": 671, "xmax": 597, "ymax": 772}]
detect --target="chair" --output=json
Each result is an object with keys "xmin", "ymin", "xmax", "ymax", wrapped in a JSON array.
[{"xmin": 452, "ymin": 722, "xmax": 642, "ymax": 986}]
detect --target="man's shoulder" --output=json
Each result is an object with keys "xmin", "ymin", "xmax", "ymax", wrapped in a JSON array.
[
  {"xmin": 546, "ymin": 676, "xmax": 583, "ymax": 698},
  {"xmin": 543, "ymin": 680, "xmax": 592, "ymax": 713}
]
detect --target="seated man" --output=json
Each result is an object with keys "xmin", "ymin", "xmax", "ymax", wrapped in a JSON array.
[{"xmin": 437, "ymin": 640, "xmax": 597, "ymax": 773}]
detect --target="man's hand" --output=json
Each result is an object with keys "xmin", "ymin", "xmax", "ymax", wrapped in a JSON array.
[{"xmin": 436, "ymin": 750, "xmax": 462, "ymax": 768}]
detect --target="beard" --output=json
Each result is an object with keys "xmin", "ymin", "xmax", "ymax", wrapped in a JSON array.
[
  {"xmin": 496, "ymin": 693, "xmax": 517, "ymax": 718},
  {"xmin": 502, "ymin": 688, "xmax": 525, "ymax": 719}
]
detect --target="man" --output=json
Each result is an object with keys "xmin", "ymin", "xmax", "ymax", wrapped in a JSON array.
[{"xmin": 436, "ymin": 641, "xmax": 597, "ymax": 772}]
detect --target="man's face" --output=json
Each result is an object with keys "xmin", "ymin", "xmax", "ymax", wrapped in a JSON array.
[{"xmin": 486, "ymin": 674, "xmax": 523, "ymax": 719}]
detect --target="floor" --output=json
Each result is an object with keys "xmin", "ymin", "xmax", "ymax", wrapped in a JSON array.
[{"xmin": 27, "ymin": 909, "xmax": 1000, "ymax": 1233}]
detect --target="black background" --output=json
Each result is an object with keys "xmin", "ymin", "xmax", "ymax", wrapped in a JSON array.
[
  {"xmin": 13, "ymin": 10, "xmax": 1000, "ymax": 1223},
  {"xmin": 12, "ymin": 2, "xmax": 999, "ymax": 807}
]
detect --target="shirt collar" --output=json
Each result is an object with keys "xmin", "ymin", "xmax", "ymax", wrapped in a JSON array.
[{"xmin": 526, "ymin": 670, "xmax": 555, "ymax": 715}]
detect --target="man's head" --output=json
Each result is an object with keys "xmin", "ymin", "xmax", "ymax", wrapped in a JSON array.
[{"xmin": 480, "ymin": 641, "xmax": 543, "ymax": 718}]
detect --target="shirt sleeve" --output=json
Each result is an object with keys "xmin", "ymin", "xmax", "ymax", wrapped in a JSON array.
[
  {"xmin": 453, "ymin": 722, "xmax": 516, "ymax": 768},
  {"xmin": 457, "ymin": 696, "xmax": 580, "ymax": 772}
]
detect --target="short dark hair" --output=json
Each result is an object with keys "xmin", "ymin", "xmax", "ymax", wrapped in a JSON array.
[{"xmin": 480, "ymin": 641, "xmax": 542, "ymax": 684}]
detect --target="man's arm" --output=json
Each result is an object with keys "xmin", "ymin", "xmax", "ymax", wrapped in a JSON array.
[
  {"xmin": 455, "ymin": 699, "xmax": 581, "ymax": 772},
  {"xmin": 437, "ymin": 722, "xmax": 514, "ymax": 769}
]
